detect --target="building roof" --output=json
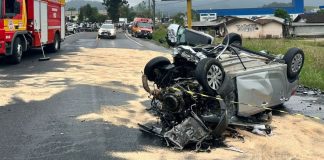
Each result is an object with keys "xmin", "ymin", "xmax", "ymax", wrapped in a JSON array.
[
  {"xmin": 255, "ymin": 19, "xmax": 284, "ymax": 25},
  {"xmin": 191, "ymin": 21, "xmax": 222, "ymax": 27},
  {"xmin": 225, "ymin": 18, "xmax": 256, "ymax": 25},
  {"xmin": 292, "ymin": 22, "xmax": 324, "ymax": 26},
  {"xmin": 258, "ymin": 16, "xmax": 285, "ymax": 23},
  {"xmin": 294, "ymin": 13, "xmax": 324, "ymax": 23}
]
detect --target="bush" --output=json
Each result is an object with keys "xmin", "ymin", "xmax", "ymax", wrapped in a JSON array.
[{"xmin": 152, "ymin": 25, "xmax": 168, "ymax": 47}]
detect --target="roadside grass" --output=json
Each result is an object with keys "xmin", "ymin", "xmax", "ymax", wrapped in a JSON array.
[
  {"xmin": 151, "ymin": 26, "xmax": 324, "ymax": 89},
  {"xmin": 152, "ymin": 25, "xmax": 169, "ymax": 48},
  {"xmin": 243, "ymin": 39, "xmax": 324, "ymax": 90}
]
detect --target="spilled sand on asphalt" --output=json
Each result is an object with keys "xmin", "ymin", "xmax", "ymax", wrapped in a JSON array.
[{"xmin": 1, "ymin": 47, "xmax": 324, "ymax": 159}]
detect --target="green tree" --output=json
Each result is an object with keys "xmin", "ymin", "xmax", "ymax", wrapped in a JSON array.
[
  {"xmin": 318, "ymin": 10, "xmax": 324, "ymax": 14},
  {"xmin": 191, "ymin": 9, "xmax": 200, "ymax": 22},
  {"xmin": 274, "ymin": 8, "xmax": 291, "ymax": 21},
  {"xmin": 78, "ymin": 4, "xmax": 101, "ymax": 22},
  {"xmin": 102, "ymin": 0, "xmax": 128, "ymax": 23},
  {"xmin": 67, "ymin": 7, "xmax": 76, "ymax": 12},
  {"xmin": 97, "ymin": 14, "xmax": 109, "ymax": 23},
  {"xmin": 67, "ymin": 7, "xmax": 77, "ymax": 22},
  {"xmin": 172, "ymin": 13, "xmax": 185, "ymax": 26}
]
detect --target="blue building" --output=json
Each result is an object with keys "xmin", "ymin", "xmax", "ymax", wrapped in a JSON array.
[{"xmin": 197, "ymin": 0, "xmax": 304, "ymax": 19}]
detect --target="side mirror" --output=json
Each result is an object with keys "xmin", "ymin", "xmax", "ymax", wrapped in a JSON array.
[{"xmin": 14, "ymin": 2, "xmax": 21, "ymax": 14}]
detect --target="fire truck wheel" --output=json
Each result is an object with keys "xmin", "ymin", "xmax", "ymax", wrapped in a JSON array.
[
  {"xmin": 8, "ymin": 37, "xmax": 23, "ymax": 64},
  {"xmin": 47, "ymin": 33, "xmax": 60, "ymax": 53}
]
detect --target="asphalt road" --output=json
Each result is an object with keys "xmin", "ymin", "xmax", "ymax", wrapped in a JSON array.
[
  {"xmin": 0, "ymin": 31, "xmax": 323, "ymax": 160},
  {"xmin": 0, "ymin": 32, "xmax": 167, "ymax": 160}
]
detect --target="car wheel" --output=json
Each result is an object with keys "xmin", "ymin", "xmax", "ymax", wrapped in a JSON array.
[
  {"xmin": 283, "ymin": 48, "xmax": 304, "ymax": 80},
  {"xmin": 8, "ymin": 37, "xmax": 23, "ymax": 64},
  {"xmin": 144, "ymin": 56, "xmax": 171, "ymax": 81},
  {"xmin": 46, "ymin": 33, "xmax": 60, "ymax": 53},
  {"xmin": 223, "ymin": 33, "xmax": 242, "ymax": 46},
  {"xmin": 202, "ymin": 95, "xmax": 230, "ymax": 138},
  {"xmin": 195, "ymin": 58, "xmax": 226, "ymax": 95},
  {"xmin": 210, "ymin": 108, "xmax": 229, "ymax": 138},
  {"xmin": 73, "ymin": 29, "xmax": 76, "ymax": 34}
]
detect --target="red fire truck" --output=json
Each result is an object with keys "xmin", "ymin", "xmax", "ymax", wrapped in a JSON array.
[{"xmin": 0, "ymin": 0, "xmax": 65, "ymax": 64}]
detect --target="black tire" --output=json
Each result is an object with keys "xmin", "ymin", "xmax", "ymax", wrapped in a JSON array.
[
  {"xmin": 210, "ymin": 109, "xmax": 228, "ymax": 138},
  {"xmin": 47, "ymin": 33, "xmax": 60, "ymax": 53},
  {"xmin": 195, "ymin": 58, "xmax": 226, "ymax": 95},
  {"xmin": 283, "ymin": 48, "xmax": 304, "ymax": 80},
  {"xmin": 8, "ymin": 37, "xmax": 23, "ymax": 64},
  {"xmin": 223, "ymin": 33, "xmax": 242, "ymax": 46},
  {"xmin": 144, "ymin": 57, "xmax": 171, "ymax": 81},
  {"xmin": 203, "ymin": 97, "xmax": 229, "ymax": 138}
]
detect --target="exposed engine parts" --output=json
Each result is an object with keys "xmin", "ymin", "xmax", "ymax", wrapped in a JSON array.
[{"xmin": 140, "ymin": 63, "xmax": 233, "ymax": 150}]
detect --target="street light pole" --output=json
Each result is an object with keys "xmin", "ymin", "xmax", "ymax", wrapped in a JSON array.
[
  {"xmin": 148, "ymin": 0, "xmax": 151, "ymax": 16},
  {"xmin": 153, "ymin": 0, "xmax": 156, "ymax": 29},
  {"xmin": 187, "ymin": 0, "xmax": 192, "ymax": 28}
]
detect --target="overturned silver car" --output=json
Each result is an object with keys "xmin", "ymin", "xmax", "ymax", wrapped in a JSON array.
[{"xmin": 140, "ymin": 24, "xmax": 304, "ymax": 150}]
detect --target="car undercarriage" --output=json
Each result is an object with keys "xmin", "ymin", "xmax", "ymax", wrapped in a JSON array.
[{"xmin": 139, "ymin": 24, "xmax": 304, "ymax": 150}]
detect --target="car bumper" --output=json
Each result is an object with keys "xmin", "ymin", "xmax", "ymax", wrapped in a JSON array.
[
  {"xmin": 137, "ymin": 32, "xmax": 152, "ymax": 37},
  {"xmin": 98, "ymin": 32, "xmax": 116, "ymax": 37}
]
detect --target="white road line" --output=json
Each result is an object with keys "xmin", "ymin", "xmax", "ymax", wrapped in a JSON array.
[{"xmin": 124, "ymin": 33, "xmax": 144, "ymax": 47}]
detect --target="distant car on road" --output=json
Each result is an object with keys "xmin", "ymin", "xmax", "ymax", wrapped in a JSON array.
[
  {"xmin": 131, "ymin": 18, "xmax": 153, "ymax": 39},
  {"xmin": 67, "ymin": 23, "xmax": 79, "ymax": 34},
  {"xmin": 98, "ymin": 24, "xmax": 116, "ymax": 39}
]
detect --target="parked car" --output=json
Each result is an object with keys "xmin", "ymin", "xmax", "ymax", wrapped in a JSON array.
[
  {"xmin": 66, "ymin": 23, "xmax": 79, "ymax": 34},
  {"xmin": 98, "ymin": 24, "xmax": 116, "ymax": 39},
  {"xmin": 140, "ymin": 24, "xmax": 304, "ymax": 150}
]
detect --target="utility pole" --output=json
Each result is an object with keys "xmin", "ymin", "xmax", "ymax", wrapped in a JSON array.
[
  {"xmin": 148, "ymin": 0, "xmax": 151, "ymax": 17},
  {"xmin": 153, "ymin": 0, "xmax": 156, "ymax": 29},
  {"xmin": 187, "ymin": 0, "xmax": 192, "ymax": 28}
]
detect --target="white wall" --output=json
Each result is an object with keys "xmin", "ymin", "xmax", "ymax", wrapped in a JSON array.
[
  {"xmin": 226, "ymin": 20, "xmax": 262, "ymax": 38},
  {"xmin": 293, "ymin": 26, "xmax": 324, "ymax": 36},
  {"xmin": 261, "ymin": 22, "xmax": 283, "ymax": 38},
  {"xmin": 221, "ymin": 20, "xmax": 283, "ymax": 38}
]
